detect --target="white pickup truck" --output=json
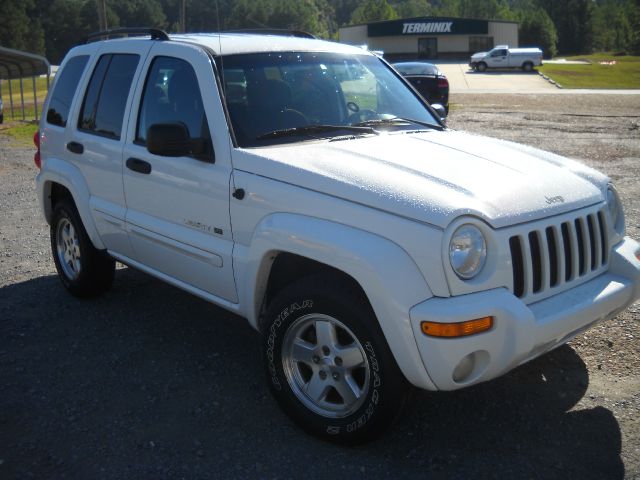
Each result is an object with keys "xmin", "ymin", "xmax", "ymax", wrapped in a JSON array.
[
  {"xmin": 35, "ymin": 29, "xmax": 639, "ymax": 444},
  {"xmin": 470, "ymin": 45, "xmax": 543, "ymax": 72}
]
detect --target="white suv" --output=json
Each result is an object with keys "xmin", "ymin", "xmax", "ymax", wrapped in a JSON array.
[{"xmin": 35, "ymin": 29, "xmax": 640, "ymax": 444}]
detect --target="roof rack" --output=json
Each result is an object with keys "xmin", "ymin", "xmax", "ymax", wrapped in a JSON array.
[
  {"xmin": 84, "ymin": 28, "xmax": 169, "ymax": 44},
  {"xmin": 223, "ymin": 29, "xmax": 316, "ymax": 39}
]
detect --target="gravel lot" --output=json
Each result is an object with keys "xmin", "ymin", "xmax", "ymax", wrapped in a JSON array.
[{"xmin": 1, "ymin": 93, "xmax": 639, "ymax": 479}]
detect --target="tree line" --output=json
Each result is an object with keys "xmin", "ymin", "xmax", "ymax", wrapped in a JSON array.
[{"xmin": 1, "ymin": 0, "xmax": 639, "ymax": 64}]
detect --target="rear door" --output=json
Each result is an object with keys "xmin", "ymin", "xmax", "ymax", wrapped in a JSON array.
[
  {"xmin": 67, "ymin": 41, "xmax": 153, "ymax": 258},
  {"xmin": 122, "ymin": 42, "xmax": 237, "ymax": 302}
]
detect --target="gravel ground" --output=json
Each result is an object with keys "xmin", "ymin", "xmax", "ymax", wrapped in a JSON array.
[{"xmin": 1, "ymin": 94, "xmax": 639, "ymax": 479}]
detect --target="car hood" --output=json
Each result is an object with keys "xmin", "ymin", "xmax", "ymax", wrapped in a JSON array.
[
  {"xmin": 471, "ymin": 52, "xmax": 488, "ymax": 59},
  {"xmin": 232, "ymin": 130, "xmax": 607, "ymax": 229}
]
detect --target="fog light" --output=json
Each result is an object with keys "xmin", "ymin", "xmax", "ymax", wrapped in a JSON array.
[
  {"xmin": 421, "ymin": 316, "xmax": 493, "ymax": 338},
  {"xmin": 452, "ymin": 353, "xmax": 475, "ymax": 383},
  {"xmin": 452, "ymin": 350, "xmax": 490, "ymax": 384}
]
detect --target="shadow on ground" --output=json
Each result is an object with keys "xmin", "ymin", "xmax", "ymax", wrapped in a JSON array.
[
  {"xmin": 466, "ymin": 69, "xmax": 540, "ymax": 75},
  {"xmin": 0, "ymin": 268, "xmax": 623, "ymax": 479}
]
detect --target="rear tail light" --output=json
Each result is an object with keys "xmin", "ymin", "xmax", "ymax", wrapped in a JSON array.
[
  {"xmin": 34, "ymin": 130, "xmax": 41, "ymax": 169},
  {"xmin": 437, "ymin": 77, "xmax": 449, "ymax": 89}
]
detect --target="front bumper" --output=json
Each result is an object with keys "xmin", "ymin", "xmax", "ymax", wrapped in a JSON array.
[{"xmin": 409, "ymin": 236, "xmax": 640, "ymax": 391}]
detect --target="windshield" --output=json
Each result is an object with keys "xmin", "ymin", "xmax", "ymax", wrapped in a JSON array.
[
  {"xmin": 217, "ymin": 52, "xmax": 440, "ymax": 147},
  {"xmin": 393, "ymin": 62, "xmax": 439, "ymax": 76}
]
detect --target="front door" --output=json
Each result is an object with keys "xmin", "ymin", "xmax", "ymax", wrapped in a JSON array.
[
  {"xmin": 122, "ymin": 42, "xmax": 237, "ymax": 303},
  {"xmin": 487, "ymin": 48, "xmax": 508, "ymax": 68},
  {"xmin": 418, "ymin": 38, "xmax": 438, "ymax": 59}
]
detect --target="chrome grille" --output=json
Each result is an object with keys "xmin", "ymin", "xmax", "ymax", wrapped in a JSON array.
[{"xmin": 509, "ymin": 209, "xmax": 608, "ymax": 299}]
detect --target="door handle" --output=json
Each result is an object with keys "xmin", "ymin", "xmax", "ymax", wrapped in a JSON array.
[
  {"xmin": 66, "ymin": 141, "xmax": 84, "ymax": 154},
  {"xmin": 126, "ymin": 157, "xmax": 152, "ymax": 174}
]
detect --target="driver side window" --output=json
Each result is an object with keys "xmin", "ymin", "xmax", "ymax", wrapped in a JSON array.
[{"xmin": 136, "ymin": 56, "xmax": 212, "ymax": 160}]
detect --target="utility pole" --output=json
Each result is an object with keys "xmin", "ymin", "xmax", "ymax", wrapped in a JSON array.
[
  {"xmin": 180, "ymin": 0, "xmax": 186, "ymax": 33},
  {"xmin": 96, "ymin": 0, "xmax": 108, "ymax": 31}
]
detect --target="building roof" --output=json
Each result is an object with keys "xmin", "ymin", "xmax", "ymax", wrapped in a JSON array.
[{"xmin": 0, "ymin": 46, "xmax": 50, "ymax": 79}]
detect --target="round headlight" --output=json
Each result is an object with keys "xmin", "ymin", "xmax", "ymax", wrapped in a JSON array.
[
  {"xmin": 449, "ymin": 224, "xmax": 487, "ymax": 280},
  {"xmin": 606, "ymin": 185, "xmax": 621, "ymax": 227}
]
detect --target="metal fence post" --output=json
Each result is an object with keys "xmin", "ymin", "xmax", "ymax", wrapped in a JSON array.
[
  {"xmin": 32, "ymin": 76, "xmax": 38, "ymax": 121},
  {"xmin": 8, "ymin": 77, "xmax": 14, "ymax": 119},
  {"xmin": 19, "ymin": 76, "xmax": 25, "ymax": 120}
]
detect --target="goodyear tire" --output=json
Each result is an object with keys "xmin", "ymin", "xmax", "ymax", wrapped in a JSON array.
[
  {"xmin": 263, "ymin": 274, "xmax": 408, "ymax": 444},
  {"xmin": 50, "ymin": 198, "xmax": 115, "ymax": 297}
]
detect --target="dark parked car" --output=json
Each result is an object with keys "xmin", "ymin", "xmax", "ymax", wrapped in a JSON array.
[{"xmin": 392, "ymin": 61, "xmax": 449, "ymax": 113}]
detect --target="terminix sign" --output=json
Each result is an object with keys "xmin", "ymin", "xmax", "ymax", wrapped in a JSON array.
[{"xmin": 367, "ymin": 17, "xmax": 489, "ymax": 37}]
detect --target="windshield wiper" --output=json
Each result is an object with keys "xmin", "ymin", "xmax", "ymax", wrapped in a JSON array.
[
  {"xmin": 353, "ymin": 117, "xmax": 443, "ymax": 131},
  {"xmin": 256, "ymin": 124, "xmax": 378, "ymax": 140}
]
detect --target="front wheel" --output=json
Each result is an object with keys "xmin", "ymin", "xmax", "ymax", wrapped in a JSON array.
[
  {"xmin": 262, "ymin": 274, "xmax": 409, "ymax": 444},
  {"xmin": 477, "ymin": 62, "xmax": 487, "ymax": 72},
  {"xmin": 51, "ymin": 199, "xmax": 115, "ymax": 297}
]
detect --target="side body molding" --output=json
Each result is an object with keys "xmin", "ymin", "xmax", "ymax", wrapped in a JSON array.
[
  {"xmin": 235, "ymin": 213, "xmax": 437, "ymax": 390},
  {"xmin": 36, "ymin": 157, "xmax": 106, "ymax": 250}
]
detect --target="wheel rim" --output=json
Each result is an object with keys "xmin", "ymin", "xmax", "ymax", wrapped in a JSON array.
[
  {"xmin": 56, "ymin": 217, "xmax": 82, "ymax": 281},
  {"xmin": 282, "ymin": 313, "xmax": 370, "ymax": 418}
]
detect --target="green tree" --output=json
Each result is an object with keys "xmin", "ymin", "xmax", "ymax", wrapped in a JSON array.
[
  {"xmin": 226, "ymin": 0, "xmax": 333, "ymax": 38},
  {"xmin": 330, "ymin": 0, "xmax": 363, "ymax": 26},
  {"xmin": 39, "ymin": 0, "xmax": 88, "ymax": 64},
  {"xmin": 350, "ymin": 0, "xmax": 398, "ymax": 23},
  {"xmin": 592, "ymin": 0, "xmax": 634, "ymax": 53},
  {"xmin": 630, "ymin": 0, "xmax": 640, "ymax": 54},
  {"xmin": 518, "ymin": 8, "xmax": 557, "ymax": 57},
  {"xmin": 0, "ymin": 0, "xmax": 45, "ymax": 55},
  {"xmin": 394, "ymin": 0, "xmax": 433, "ymax": 18},
  {"xmin": 111, "ymin": 0, "xmax": 167, "ymax": 29},
  {"xmin": 536, "ymin": 0, "xmax": 595, "ymax": 54}
]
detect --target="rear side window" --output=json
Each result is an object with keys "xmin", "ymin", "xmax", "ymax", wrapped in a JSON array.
[
  {"xmin": 79, "ymin": 54, "xmax": 139, "ymax": 140},
  {"xmin": 46, "ymin": 55, "xmax": 89, "ymax": 127}
]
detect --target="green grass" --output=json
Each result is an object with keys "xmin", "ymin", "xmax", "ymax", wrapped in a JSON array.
[
  {"xmin": 0, "ymin": 121, "xmax": 38, "ymax": 146},
  {"xmin": 1, "ymin": 76, "xmax": 50, "ymax": 105},
  {"xmin": 539, "ymin": 54, "xmax": 640, "ymax": 89}
]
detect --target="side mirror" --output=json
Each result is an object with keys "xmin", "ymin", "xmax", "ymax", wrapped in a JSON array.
[
  {"xmin": 431, "ymin": 104, "xmax": 447, "ymax": 123},
  {"xmin": 147, "ymin": 123, "xmax": 191, "ymax": 157}
]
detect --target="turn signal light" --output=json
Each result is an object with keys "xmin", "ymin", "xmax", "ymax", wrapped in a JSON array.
[{"xmin": 421, "ymin": 317, "xmax": 493, "ymax": 338}]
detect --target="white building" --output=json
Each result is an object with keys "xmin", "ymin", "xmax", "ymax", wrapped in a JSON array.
[{"xmin": 339, "ymin": 17, "xmax": 519, "ymax": 60}]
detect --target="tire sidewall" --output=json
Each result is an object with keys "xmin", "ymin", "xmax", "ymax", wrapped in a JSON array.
[
  {"xmin": 50, "ymin": 200, "xmax": 113, "ymax": 296},
  {"xmin": 263, "ymin": 285, "xmax": 401, "ymax": 442},
  {"xmin": 51, "ymin": 203, "xmax": 82, "ymax": 290}
]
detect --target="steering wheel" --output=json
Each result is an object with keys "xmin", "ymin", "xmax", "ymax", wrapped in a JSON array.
[{"xmin": 348, "ymin": 109, "xmax": 379, "ymax": 124}]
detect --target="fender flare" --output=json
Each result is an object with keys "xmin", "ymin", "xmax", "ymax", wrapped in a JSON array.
[
  {"xmin": 239, "ymin": 213, "xmax": 437, "ymax": 390},
  {"xmin": 36, "ymin": 157, "xmax": 105, "ymax": 250}
]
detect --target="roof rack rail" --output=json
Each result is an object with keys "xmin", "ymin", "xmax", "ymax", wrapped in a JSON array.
[
  {"xmin": 84, "ymin": 27, "xmax": 169, "ymax": 44},
  {"xmin": 223, "ymin": 29, "xmax": 316, "ymax": 39}
]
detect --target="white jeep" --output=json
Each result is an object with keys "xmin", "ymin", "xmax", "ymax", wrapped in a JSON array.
[{"xmin": 35, "ymin": 29, "xmax": 640, "ymax": 444}]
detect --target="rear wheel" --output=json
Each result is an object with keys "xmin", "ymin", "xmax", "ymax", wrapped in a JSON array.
[
  {"xmin": 262, "ymin": 274, "xmax": 409, "ymax": 444},
  {"xmin": 51, "ymin": 199, "xmax": 115, "ymax": 297},
  {"xmin": 522, "ymin": 62, "xmax": 534, "ymax": 72}
]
